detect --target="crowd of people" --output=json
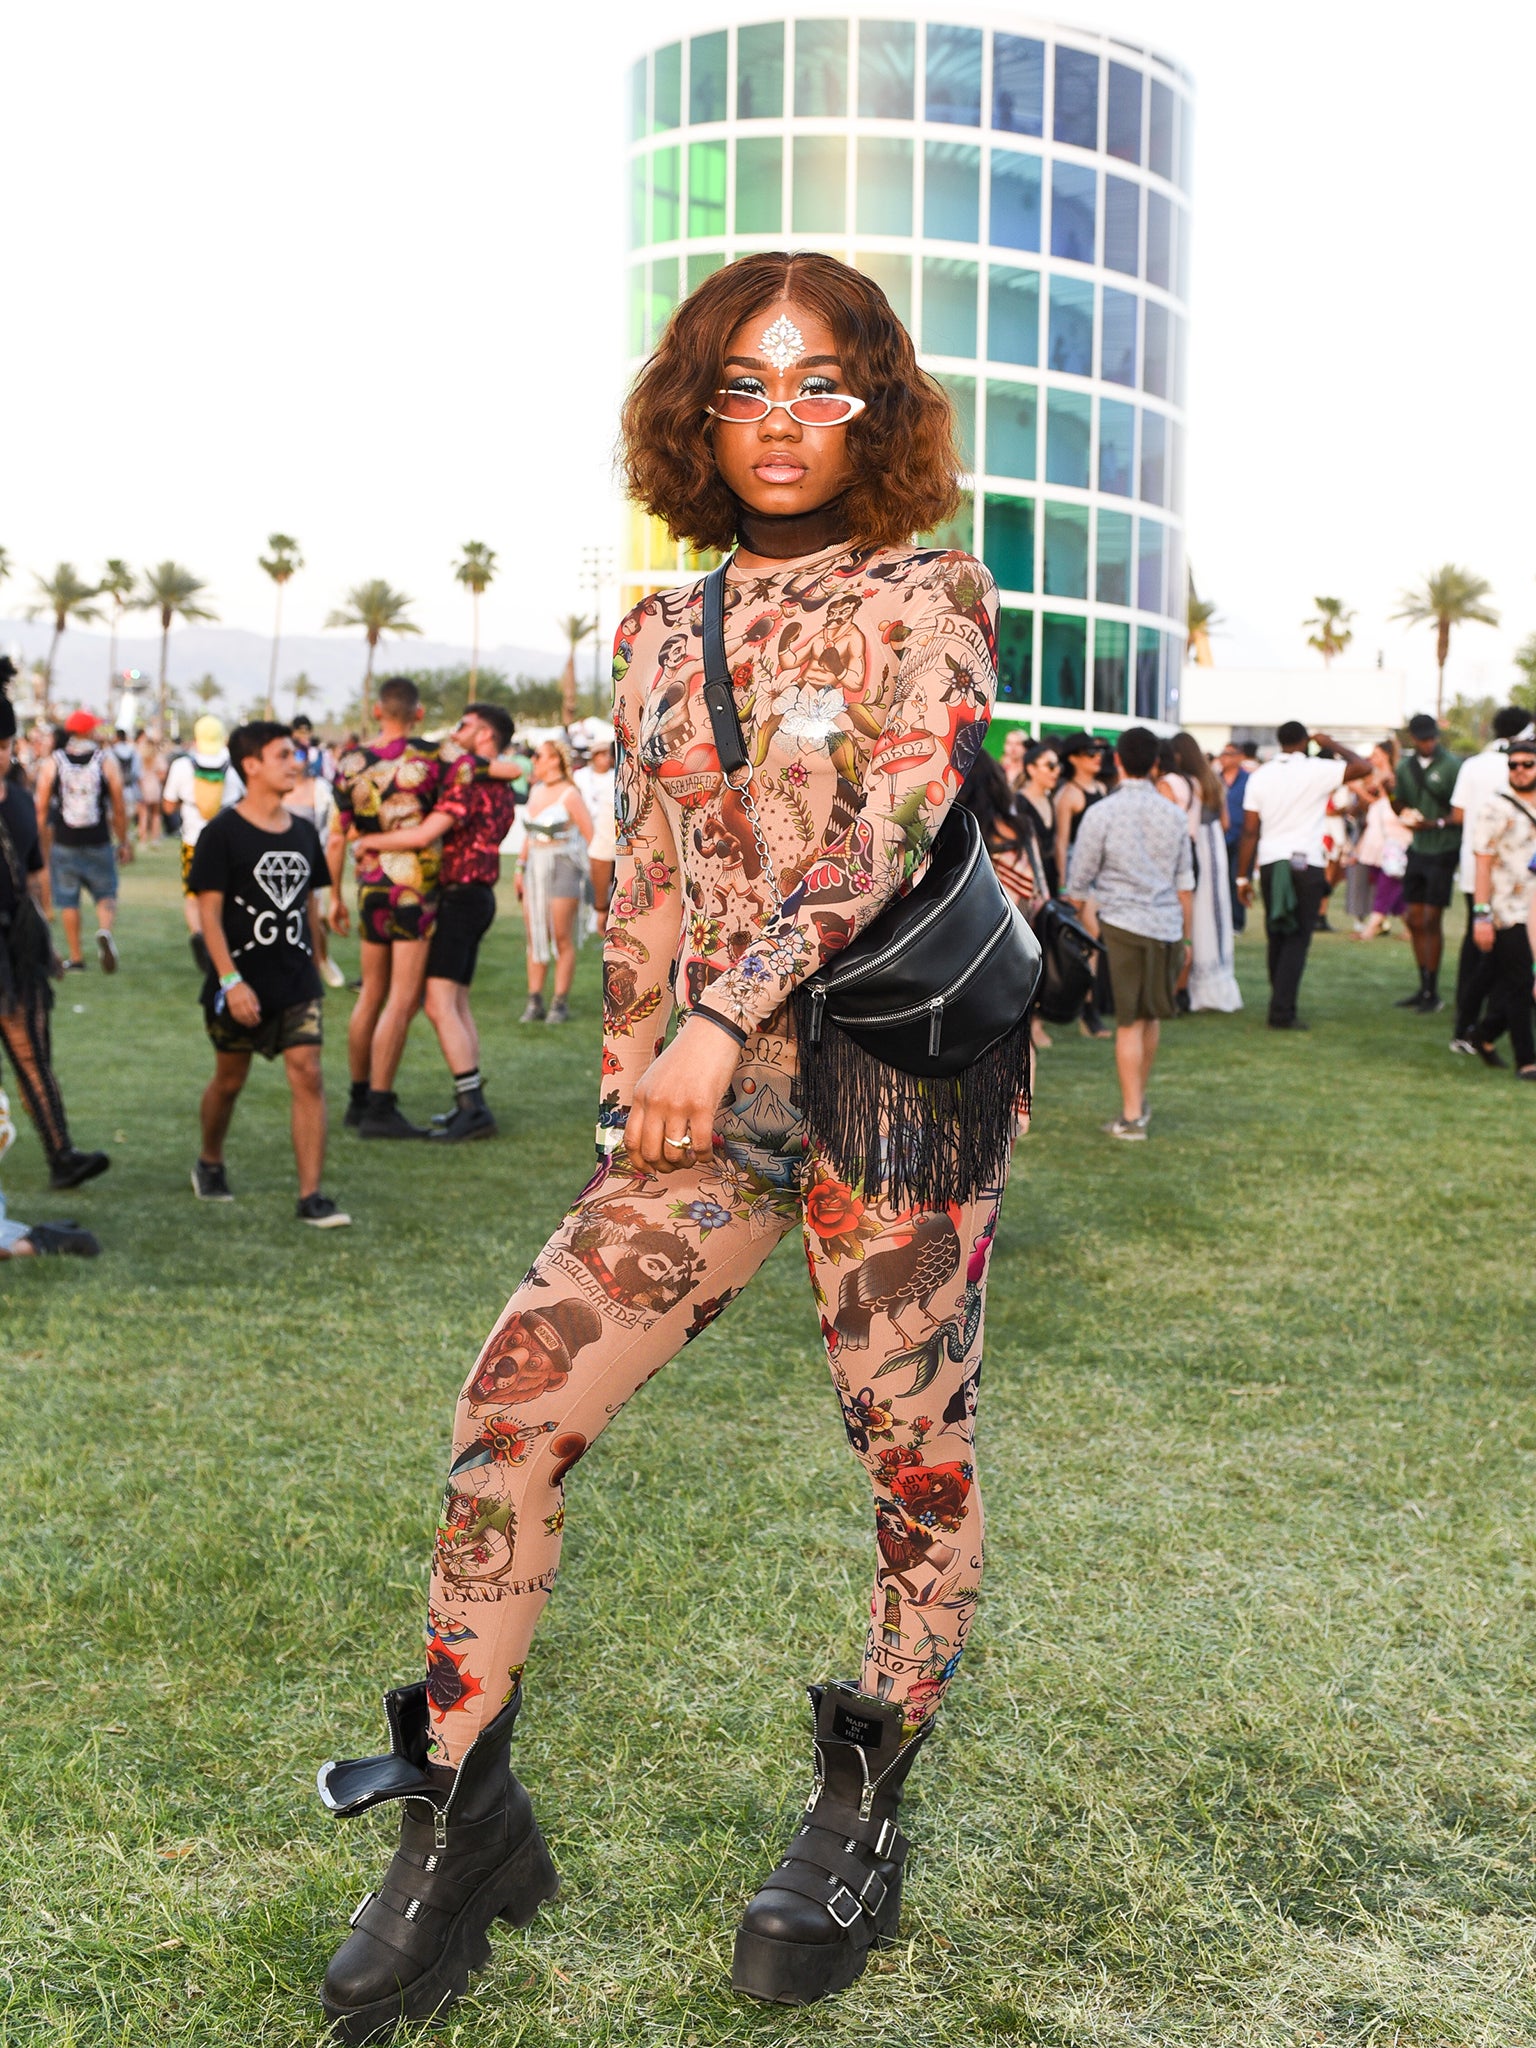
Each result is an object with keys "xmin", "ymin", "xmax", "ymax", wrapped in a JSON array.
[
  {"xmin": 0, "ymin": 658, "xmax": 621, "ymax": 1250},
  {"xmin": 3, "ymin": 647, "xmax": 1533, "ymax": 1261},
  {"xmin": 967, "ymin": 704, "xmax": 1536, "ymax": 1135}
]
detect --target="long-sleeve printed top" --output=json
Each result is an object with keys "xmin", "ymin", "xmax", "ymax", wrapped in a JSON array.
[{"xmin": 598, "ymin": 541, "xmax": 998, "ymax": 1136}]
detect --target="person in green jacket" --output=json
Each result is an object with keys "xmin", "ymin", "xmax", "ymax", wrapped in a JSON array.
[{"xmin": 1392, "ymin": 713, "xmax": 1463, "ymax": 1012}]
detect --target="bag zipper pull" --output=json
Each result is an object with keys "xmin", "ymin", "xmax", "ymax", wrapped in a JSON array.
[
  {"xmin": 808, "ymin": 986, "xmax": 826, "ymax": 1046},
  {"xmin": 928, "ymin": 995, "xmax": 944, "ymax": 1057}
]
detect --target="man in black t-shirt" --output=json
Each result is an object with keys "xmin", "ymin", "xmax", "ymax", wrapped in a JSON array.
[{"xmin": 188, "ymin": 721, "xmax": 350, "ymax": 1227}]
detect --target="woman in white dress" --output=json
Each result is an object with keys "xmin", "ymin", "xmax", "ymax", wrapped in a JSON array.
[
  {"xmin": 1164, "ymin": 732, "xmax": 1243, "ymax": 1013},
  {"xmin": 513, "ymin": 739, "xmax": 593, "ymax": 1023},
  {"xmin": 574, "ymin": 730, "xmax": 617, "ymax": 934}
]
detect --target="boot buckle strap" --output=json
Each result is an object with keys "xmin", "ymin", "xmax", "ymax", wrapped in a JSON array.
[
  {"xmin": 347, "ymin": 1890, "xmax": 375, "ymax": 1928},
  {"xmin": 826, "ymin": 1884, "xmax": 863, "ymax": 1929},
  {"xmin": 826, "ymin": 1864, "xmax": 887, "ymax": 1926}
]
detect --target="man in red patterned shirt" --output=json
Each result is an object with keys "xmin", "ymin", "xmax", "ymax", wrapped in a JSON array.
[{"xmin": 351, "ymin": 702, "xmax": 519, "ymax": 1140}]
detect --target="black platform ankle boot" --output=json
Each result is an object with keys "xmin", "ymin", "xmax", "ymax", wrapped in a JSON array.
[
  {"xmin": 317, "ymin": 1682, "xmax": 558, "ymax": 2043},
  {"xmin": 731, "ymin": 1681, "xmax": 931, "ymax": 2006},
  {"xmin": 429, "ymin": 1087, "xmax": 497, "ymax": 1143}
]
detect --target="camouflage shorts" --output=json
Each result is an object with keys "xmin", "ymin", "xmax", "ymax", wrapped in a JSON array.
[{"xmin": 205, "ymin": 996, "xmax": 324, "ymax": 1061}]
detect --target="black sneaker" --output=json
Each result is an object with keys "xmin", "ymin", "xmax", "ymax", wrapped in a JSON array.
[
  {"xmin": 1417, "ymin": 995, "xmax": 1446, "ymax": 1013},
  {"xmin": 62, "ymin": 958, "xmax": 86, "ymax": 975},
  {"xmin": 191, "ymin": 1159, "xmax": 233, "ymax": 1201},
  {"xmin": 96, "ymin": 929, "xmax": 119, "ymax": 974},
  {"xmin": 24, "ymin": 1220, "xmax": 101, "ymax": 1257},
  {"xmin": 1267, "ymin": 1017, "xmax": 1310, "ymax": 1031},
  {"xmin": 1473, "ymin": 1039, "xmax": 1507, "ymax": 1068},
  {"xmin": 356, "ymin": 1094, "xmax": 428, "ymax": 1140},
  {"xmin": 343, "ymin": 1094, "xmax": 369, "ymax": 1129},
  {"xmin": 297, "ymin": 1193, "xmax": 351, "ymax": 1228},
  {"xmin": 190, "ymin": 932, "xmax": 211, "ymax": 976},
  {"xmin": 49, "ymin": 1148, "xmax": 111, "ymax": 1189},
  {"xmin": 1395, "ymin": 989, "xmax": 1431, "ymax": 1008}
]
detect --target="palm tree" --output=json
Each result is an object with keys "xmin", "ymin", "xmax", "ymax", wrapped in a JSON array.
[
  {"xmin": 25, "ymin": 564, "xmax": 105, "ymax": 685},
  {"xmin": 1392, "ymin": 567, "xmax": 1499, "ymax": 720},
  {"xmin": 324, "ymin": 580, "xmax": 421, "ymax": 703},
  {"xmin": 1304, "ymin": 596, "xmax": 1356, "ymax": 669},
  {"xmin": 99, "ymin": 559, "xmax": 137, "ymax": 691},
  {"xmin": 258, "ymin": 533, "xmax": 303, "ymax": 716},
  {"xmin": 557, "ymin": 612, "xmax": 596, "ymax": 727},
  {"xmin": 133, "ymin": 562, "xmax": 218, "ymax": 737},
  {"xmin": 191, "ymin": 674, "xmax": 222, "ymax": 709},
  {"xmin": 453, "ymin": 542, "xmax": 498, "ymax": 693},
  {"xmin": 1187, "ymin": 574, "xmax": 1220, "ymax": 666},
  {"xmin": 1513, "ymin": 632, "xmax": 1536, "ymax": 717},
  {"xmin": 290, "ymin": 671, "xmax": 319, "ymax": 719}
]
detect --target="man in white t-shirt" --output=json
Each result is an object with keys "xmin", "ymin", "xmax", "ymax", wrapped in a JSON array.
[
  {"xmin": 1235, "ymin": 721, "xmax": 1372, "ymax": 1029},
  {"xmin": 1448, "ymin": 705, "xmax": 1535, "ymax": 1055},
  {"xmin": 161, "ymin": 715, "xmax": 244, "ymax": 971}
]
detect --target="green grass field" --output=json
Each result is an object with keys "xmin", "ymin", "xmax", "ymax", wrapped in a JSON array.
[{"xmin": 4, "ymin": 855, "xmax": 1534, "ymax": 2048}]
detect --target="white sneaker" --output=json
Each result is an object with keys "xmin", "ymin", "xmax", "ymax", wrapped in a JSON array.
[
  {"xmin": 97, "ymin": 929, "xmax": 119, "ymax": 974},
  {"xmin": 320, "ymin": 955, "xmax": 346, "ymax": 988},
  {"xmin": 1102, "ymin": 1117, "xmax": 1147, "ymax": 1141}
]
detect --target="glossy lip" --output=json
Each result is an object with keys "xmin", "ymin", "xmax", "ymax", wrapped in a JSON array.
[{"xmin": 753, "ymin": 458, "xmax": 808, "ymax": 482}]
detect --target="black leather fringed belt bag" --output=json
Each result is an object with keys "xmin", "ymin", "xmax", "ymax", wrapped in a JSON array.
[{"xmin": 698, "ymin": 561, "xmax": 1042, "ymax": 1207}]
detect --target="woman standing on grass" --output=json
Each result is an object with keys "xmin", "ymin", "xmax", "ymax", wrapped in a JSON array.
[
  {"xmin": 513, "ymin": 738, "xmax": 592, "ymax": 1025},
  {"xmin": 1165, "ymin": 731, "xmax": 1242, "ymax": 1014},
  {"xmin": 1354, "ymin": 740, "xmax": 1411, "ymax": 940},
  {"xmin": 314, "ymin": 251, "xmax": 1007, "ymax": 2041},
  {"xmin": 1053, "ymin": 732, "xmax": 1112, "ymax": 1037},
  {"xmin": 1015, "ymin": 740, "xmax": 1063, "ymax": 1048}
]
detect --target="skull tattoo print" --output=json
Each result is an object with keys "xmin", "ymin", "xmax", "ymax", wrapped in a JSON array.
[{"xmin": 424, "ymin": 540, "xmax": 1003, "ymax": 1764}]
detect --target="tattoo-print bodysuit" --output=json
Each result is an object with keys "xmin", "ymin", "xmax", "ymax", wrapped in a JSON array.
[{"xmin": 425, "ymin": 542, "xmax": 1003, "ymax": 1764}]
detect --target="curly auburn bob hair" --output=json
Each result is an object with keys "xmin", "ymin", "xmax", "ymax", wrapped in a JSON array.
[{"xmin": 620, "ymin": 251, "xmax": 962, "ymax": 553}]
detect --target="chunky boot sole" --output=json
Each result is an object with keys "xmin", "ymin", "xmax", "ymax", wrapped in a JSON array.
[
  {"xmin": 321, "ymin": 1822, "xmax": 559, "ymax": 2044},
  {"xmin": 731, "ymin": 1883, "xmax": 901, "ymax": 2006}
]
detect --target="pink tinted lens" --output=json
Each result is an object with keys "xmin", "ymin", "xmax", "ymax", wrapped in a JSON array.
[
  {"xmin": 789, "ymin": 395, "xmax": 856, "ymax": 422},
  {"xmin": 715, "ymin": 391, "xmax": 769, "ymax": 419}
]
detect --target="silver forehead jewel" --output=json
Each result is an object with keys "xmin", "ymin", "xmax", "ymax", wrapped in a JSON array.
[{"xmin": 758, "ymin": 314, "xmax": 806, "ymax": 371}]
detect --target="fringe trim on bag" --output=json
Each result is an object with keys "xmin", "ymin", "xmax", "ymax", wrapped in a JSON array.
[{"xmin": 791, "ymin": 1008, "xmax": 1032, "ymax": 1209}]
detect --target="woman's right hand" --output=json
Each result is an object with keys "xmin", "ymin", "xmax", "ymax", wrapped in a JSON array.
[{"xmin": 624, "ymin": 1021, "xmax": 741, "ymax": 1172}]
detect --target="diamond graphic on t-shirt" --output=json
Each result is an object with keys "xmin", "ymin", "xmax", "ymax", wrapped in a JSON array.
[{"xmin": 253, "ymin": 849, "xmax": 311, "ymax": 912}]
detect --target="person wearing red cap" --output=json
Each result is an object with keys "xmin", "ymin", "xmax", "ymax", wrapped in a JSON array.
[{"xmin": 33, "ymin": 709, "xmax": 130, "ymax": 974}]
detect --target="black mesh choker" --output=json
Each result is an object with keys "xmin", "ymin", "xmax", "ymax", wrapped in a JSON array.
[{"xmin": 733, "ymin": 494, "xmax": 852, "ymax": 561}]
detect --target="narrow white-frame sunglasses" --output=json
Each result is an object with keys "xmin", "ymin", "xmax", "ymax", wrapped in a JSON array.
[{"xmin": 707, "ymin": 389, "xmax": 868, "ymax": 426}]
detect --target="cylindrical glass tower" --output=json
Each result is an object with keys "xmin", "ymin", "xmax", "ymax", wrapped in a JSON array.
[{"xmin": 622, "ymin": 12, "xmax": 1193, "ymax": 735}]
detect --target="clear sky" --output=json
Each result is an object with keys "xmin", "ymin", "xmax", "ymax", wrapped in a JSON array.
[{"xmin": 7, "ymin": 0, "xmax": 1533, "ymax": 708}]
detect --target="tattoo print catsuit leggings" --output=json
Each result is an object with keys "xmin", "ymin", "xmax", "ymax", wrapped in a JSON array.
[{"xmin": 425, "ymin": 1041, "xmax": 1004, "ymax": 1766}]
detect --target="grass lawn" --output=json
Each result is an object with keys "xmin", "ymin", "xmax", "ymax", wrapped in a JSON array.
[{"xmin": 4, "ymin": 854, "xmax": 1534, "ymax": 2048}]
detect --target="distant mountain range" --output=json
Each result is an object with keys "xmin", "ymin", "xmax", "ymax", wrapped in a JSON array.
[{"xmin": 0, "ymin": 618, "xmax": 565, "ymax": 721}]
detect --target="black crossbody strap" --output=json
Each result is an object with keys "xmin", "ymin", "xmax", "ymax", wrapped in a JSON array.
[{"xmin": 700, "ymin": 562, "xmax": 749, "ymax": 776}]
